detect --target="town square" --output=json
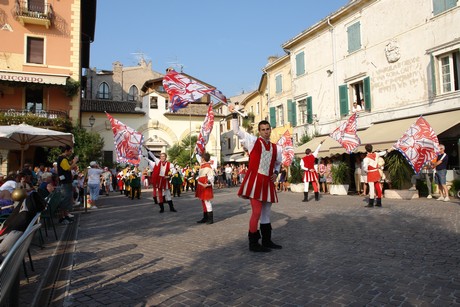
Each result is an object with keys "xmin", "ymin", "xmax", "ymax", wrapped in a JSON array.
[{"xmin": 0, "ymin": 0, "xmax": 459, "ymax": 306}]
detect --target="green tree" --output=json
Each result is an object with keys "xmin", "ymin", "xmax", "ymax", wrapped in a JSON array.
[
  {"xmin": 297, "ymin": 128, "xmax": 317, "ymax": 146},
  {"xmin": 167, "ymin": 135, "xmax": 198, "ymax": 166},
  {"xmin": 47, "ymin": 125, "xmax": 104, "ymax": 168},
  {"xmin": 242, "ymin": 112, "xmax": 255, "ymax": 134}
]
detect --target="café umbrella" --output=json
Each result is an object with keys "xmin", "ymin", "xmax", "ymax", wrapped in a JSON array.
[{"xmin": 0, "ymin": 123, "xmax": 74, "ymax": 168}]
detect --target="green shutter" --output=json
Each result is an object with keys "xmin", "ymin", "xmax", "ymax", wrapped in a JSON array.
[
  {"xmin": 275, "ymin": 75, "xmax": 282, "ymax": 93},
  {"xmin": 269, "ymin": 107, "xmax": 276, "ymax": 127},
  {"xmin": 347, "ymin": 22, "xmax": 361, "ymax": 53},
  {"xmin": 296, "ymin": 51, "xmax": 305, "ymax": 76},
  {"xmin": 433, "ymin": 0, "xmax": 456, "ymax": 15},
  {"xmin": 306, "ymin": 97, "xmax": 313, "ymax": 124},
  {"xmin": 287, "ymin": 99, "xmax": 297, "ymax": 127},
  {"xmin": 363, "ymin": 77, "xmax": 372, "ymax": 111},
  {"xmin": 430, "ymin": 54, "xmax": 437, "ymax": 96},
  {"xmin": 339, "ymin": 84, "xmax": 349, "ymax": 116},
  {"xmin": 433, "ymin": 0, "xmax": 443, "ymax": 15}
]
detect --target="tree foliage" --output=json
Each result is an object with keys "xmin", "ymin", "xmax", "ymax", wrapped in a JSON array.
[
  {"xmin": 47, "ymin": 125, "xmax": 104, "ymax": 169},
  {"xmin": 167, "ymin": 135, "xmax": 198, "ymax": 167}
]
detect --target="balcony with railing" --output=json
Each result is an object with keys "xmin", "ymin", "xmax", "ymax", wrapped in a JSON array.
[
  {"xmin": 14, "ymin": 0, "xmax": 54, "ymax": 29},
  {"xmin": 0, "ymin": 108, "xmax": 71, "ymax": 131}
]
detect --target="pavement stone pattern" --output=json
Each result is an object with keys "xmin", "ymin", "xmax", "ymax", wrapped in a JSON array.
[{"xmin": 20, "ymin": 188, "xmax": 460, "ymax": 306}]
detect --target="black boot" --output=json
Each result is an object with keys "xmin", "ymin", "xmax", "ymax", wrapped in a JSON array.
[
  {"xmin": 248, "ymin": 231, "xmax": 271, "ymax": 252},
  {"xmin": 303, "ymin": 192, "xmax": 309, "ymax": 202},
  {"xmin": 197, "ymin": 212, "xmax": 208, "ymax": 223},
  {"xmin": 365, "ymin": 198, "xmax": 374, "ymax": 208},
  {"xmin": 159, "ymin": 203, "xmax": 164, "ymax": 213},
  {"xmin": 168, "ymin": 200, "xmax": 177, "ymax": 212},
  {"xmin": 260, "ymin": 223, "xmax": 282, "ymax": 249},
  {"xmin": 206, "ymin": 212, "xmax": 214, "ymax": 224},
  {"xmin": 375, "ymin": 198, "xmax": 382, "ymax": 207},
  {"xmin": 314, "ymin": 192, "xmax": 319, "ymax": 201},
  {"xmin": 153, "ymin": 196, "xmax": 158, "ymax": 204}
]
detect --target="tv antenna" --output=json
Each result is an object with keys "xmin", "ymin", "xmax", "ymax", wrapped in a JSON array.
[
  {"xmin": 166, "ymin": 56, "xmax": 185, "ymax": 72},
  {"xmin": 130, "ymin": 51, "xmax": 151, "ymax": 65}
]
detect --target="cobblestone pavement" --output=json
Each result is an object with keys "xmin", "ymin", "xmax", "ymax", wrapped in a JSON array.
[{"xmin": 22, "ymin": 188, "xmax": 460, "ymax": 306}]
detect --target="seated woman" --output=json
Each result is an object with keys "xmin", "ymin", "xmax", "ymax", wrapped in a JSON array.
[{"xmin": 0, "ymin": 173, "xmax": 20, "ymax": 215}]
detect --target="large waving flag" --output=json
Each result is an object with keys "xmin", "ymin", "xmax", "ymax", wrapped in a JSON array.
[
  {"xmin": 276, "ymin": 130, "xmax": 294, "ymax": 167},
  {"xmin": 195, "ymin": 104, "xmax": 215, "ymax": 157},
  {"xmin": 162, "ymin": 69, "xmax": 227, "ymax": 112},
  {"xmin": 106, "ymin": 112, "xmax": 144, "ymax": 166},
  {"xmin": 330, "ymin": 113, "xmax": 361, "ymax": 153},
  {"xmin": 393, "ymin": 116, "xmax": 439, "ymax": 174}
]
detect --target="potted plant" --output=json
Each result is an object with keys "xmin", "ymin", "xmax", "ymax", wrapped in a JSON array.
[
  {"xmin": 288, "ymin": 157, "xmax": 304, "ymax": 192},
  {"xmin": 384, "ymin": 151, "xmax": 418, "ymax": 199},
  {"xmin": 329, "ymin": 161, "xmax": 350, "ymax": 195}
]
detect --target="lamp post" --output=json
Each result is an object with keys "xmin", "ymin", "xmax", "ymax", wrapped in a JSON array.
[{"xmin": 89, "ymin": 115, "xmax": 95, "ymax": 130}]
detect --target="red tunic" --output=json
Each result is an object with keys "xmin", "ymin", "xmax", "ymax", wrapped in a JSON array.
[
  {"xmin": 366, "ymin": 153, "xmax": 381, "ymax": 183},
  {"xmin": 195, "ymin": 163, "xmax": 214, "ymax": 201},
  {"xmin": 302, "ymin": 155, "xmax": 318, "ymax": 182},
  {"xmin": 152, "ymin": 161, "xmax": 171, "ymax": 190},
  {"xmin": 238, "ymin": 138, "xmax": 278, "ymax": 203}
]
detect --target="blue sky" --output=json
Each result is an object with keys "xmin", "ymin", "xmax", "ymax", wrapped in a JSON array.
[{"xmin": 90, "ymin": 0, "xmax": 349, "ymax": 97}]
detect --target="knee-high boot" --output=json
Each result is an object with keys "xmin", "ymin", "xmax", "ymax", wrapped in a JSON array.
[
  {"xmin": 168, "ymin": 200, "xmax": 177, "ymax": 212},
  {"xmin": 206, "ymin": 211, "xmax": 214, "ymax": 224},
  {"xmin": 197, "ymin": 212, "xmax": 208, "ymax": 223},
  {"xmin": 158, "ymin": 203, "xmax": 164, "ymax": 213},
  {"xmin": 303, "ymin": 192, "xmax": 309, "ymax": 202},
  {"xmin": 260, "ymin": 223, "xmax": 282, "ymax": 249},
  {"xmin": 365, "ymin": 198, "xmax": 374, "ymax": 208},
  {"xmin": 248, "ymin": 231, "xmax": 271, "ymax": 252},
  {"xmin": 153, "ymin": 196, "xmax": 158, "ymax": 204},
  {"xmin": 314, "ymin": 192, "xmax": 319, "ymax": 201},
  {"xmin": 375, "ymin": 198, "xmax": 382, "ymax": 207}
]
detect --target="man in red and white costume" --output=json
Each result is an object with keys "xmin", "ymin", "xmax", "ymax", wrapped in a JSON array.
[
  {"xmin": 147, "ymin": 151, "xmax": 177, "ymax": 213},
  {"xmin": 195, "ymin": 152, "xmax": 215, "ymax": 225},
  {"xmin": 362, "ymin": 144, "xmax": 391, "ymax": 207},
  {"xmin": 300, "ymin": 140, "xmax": 324, "ymax": 202},
  {"xmin": 231, "ymin": 107, "xmax": 282, "ymax": 252},
  {"xmin": 145, "ymin": 156, "xmax": 159, "ymax": 204}
]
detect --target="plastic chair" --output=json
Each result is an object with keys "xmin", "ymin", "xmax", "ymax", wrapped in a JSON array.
[
  {"xmin": 0, "ymin": 223, "xmax": 42, "ymax": 306},
  {"xmin": 40, "ymin": 191, "xmax": 61, "ymax": 240}
]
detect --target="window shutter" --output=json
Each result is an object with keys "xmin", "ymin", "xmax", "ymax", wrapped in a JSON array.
[
  {"xmin": 363, "ymin": 77, "xmax": 372, "ymax": 111},
  {"xmin": 306, "ymin": 97, "xmax": 313, "ymax": 124},
  {"xmin": 430, "ymin": 54, "xmax": 437, "ymax": 96},
  {"xmin": 275, "ymin": 75, "xmax": 282, "ymax": 93},
  {"xmin": 269, "ymin": 107, "xmax": 276, "ymax": 127},
  {"xmin": 27, "ymin": 37, "xmax": 44, "ymax": 64},
  {"xmin": 339, "ymin": 84, "xmax": 349, "ymax": 116},
  {"xmin": 287, "ymin": 100, "xmax": 297, "ymax": 127},
  {"xmin": 347, "ymin": 22, "xmax": 361, "ymax": 53},
  {"xmin": 433, "ymin": 0, "xmax": 443, "ymax": 15},
  {"xmin": 296, "ymin": 52, "xmax": 305, "ymax": 76}
]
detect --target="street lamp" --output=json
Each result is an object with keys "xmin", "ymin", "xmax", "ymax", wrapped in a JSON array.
[{"xmin": 89, "ymin": 115, "xmax": 95, "ymax": 129}]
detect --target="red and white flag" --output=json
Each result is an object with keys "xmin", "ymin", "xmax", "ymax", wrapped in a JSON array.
[
  {"xmin": 163, "ymin": 69, "xmax": 227, "ymax": 112},
  {"xmin": 106, "ymin": 112, "xmax": 144, "ymax": 166},
  {"xmin": 194, "ymin": 104, "xmax": 215, "ymax": 157},
  {"xmin": 393, "ymin": 116, "xmax": 439, "ymax": 174},
  {"xmin": 330, "ymin": 113, "xmax": 361, "ymax": 153},
  {"xmin": 276, "ymin": 130, "xmax": 294, "ymax": 167}
]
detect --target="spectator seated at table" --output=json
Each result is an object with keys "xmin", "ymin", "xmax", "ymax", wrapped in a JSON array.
[
  {"xmin": 0, "ymin": 191, "xmax": 47, "ymax": 262},
  {"xmin": 0, "ymin": 173, "xmax": 20, "ymax": 215}
]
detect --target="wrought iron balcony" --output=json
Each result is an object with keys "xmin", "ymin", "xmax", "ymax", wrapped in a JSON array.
[
  {"xmin": 0, "ymin": 108, "xmax": 71, "ymax": 131},
  {"xmin": 14, "ymin": 0, "xmax": 54, "ymax": 29}
]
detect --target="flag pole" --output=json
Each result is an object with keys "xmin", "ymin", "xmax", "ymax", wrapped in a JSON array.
[{"xmin": 209, "ymin": 92, "xmax": 246, "ymax": 118}]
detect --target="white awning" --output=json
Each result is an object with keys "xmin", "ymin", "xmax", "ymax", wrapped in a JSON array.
[
  {"xmin": 0, "ymin": 71, "xmax": 69, "ymax": 85},
  {"xmin": 223, "ymin": 153, "xmax": 246, "ymax": 162}
]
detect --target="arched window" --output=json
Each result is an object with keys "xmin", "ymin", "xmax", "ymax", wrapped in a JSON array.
[
  {"xmin": 97, "ymin": 82, "xmax": 110, "ymax": 99},
  {"xmin": 128, "ymin": 85, "xmax": 138, "ymax": 101}
]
